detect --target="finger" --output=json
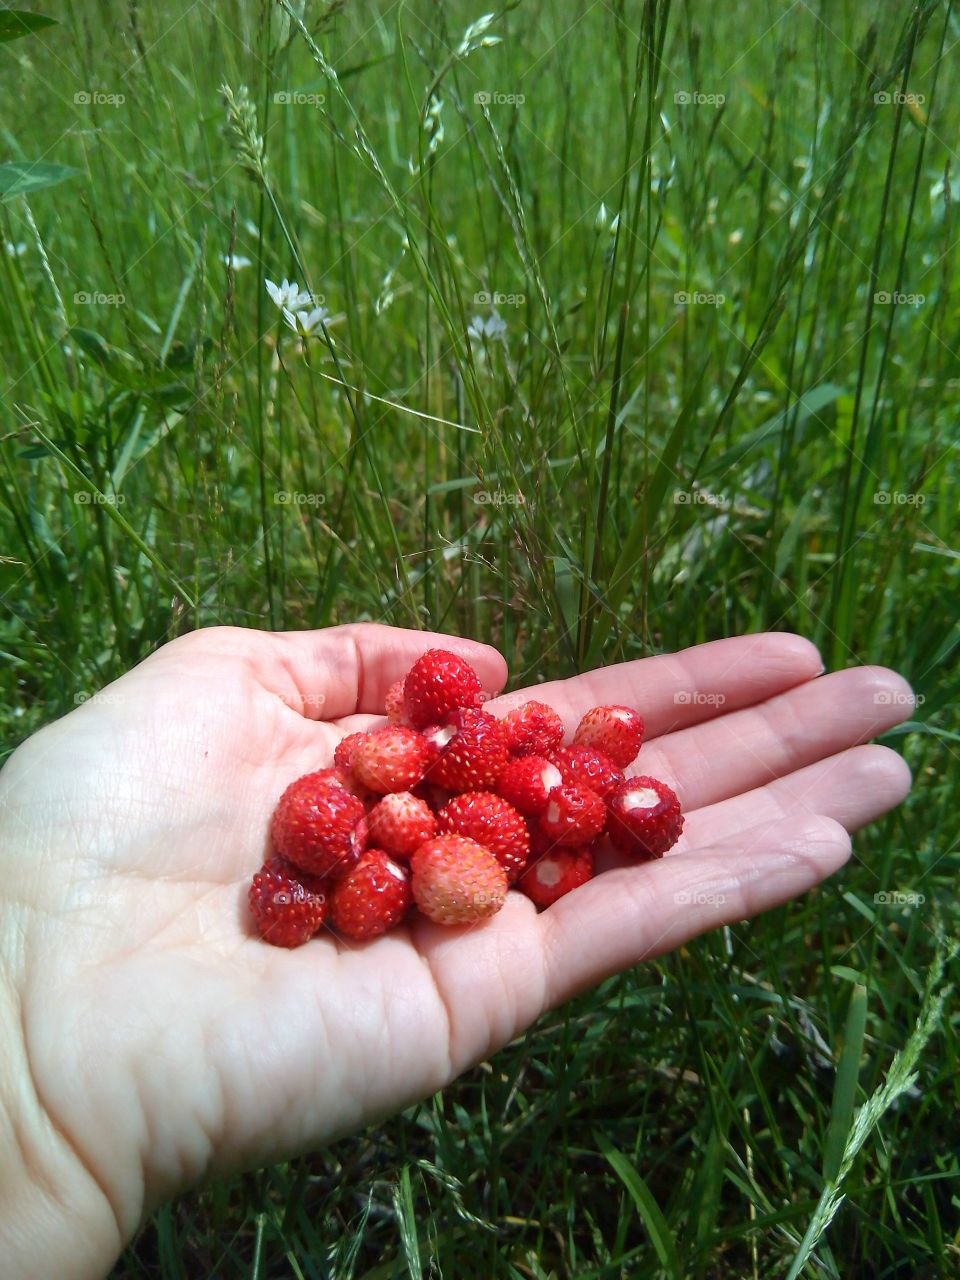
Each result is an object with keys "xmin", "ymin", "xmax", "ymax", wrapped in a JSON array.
[
  {"xmin": 676, "ymin": 744, "xmax": 911, "ymax": 849},
  {"xmin": 159, "ymin": 623, "xmax": 509, "ymax": 719},
  {"xmin": 539, "ymin": 814, "xmax": 851, "ymax": 1007},
  {"xmin": 638, "ymin": 666, "xmax": 915, "ymax": 810},
  {"xmin": 486, "ymin": 632, "xmax": 823, "ymax": 738}
]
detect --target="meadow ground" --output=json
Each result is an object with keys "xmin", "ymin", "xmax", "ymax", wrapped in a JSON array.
[{"xmin": 1, "ymin": 0, "xmax": 958, "ymax": 1275}]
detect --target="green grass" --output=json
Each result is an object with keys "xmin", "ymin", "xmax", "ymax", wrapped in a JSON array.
[{"xmin": 2, "ymin": 0, "xmax": 959, "ymax": 1274}]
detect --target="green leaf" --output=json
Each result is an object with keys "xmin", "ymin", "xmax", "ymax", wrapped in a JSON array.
[
  {"xmin": 0, "ymin": 10, "xmax": 57, "ymax": 42},
  {"xmin": 703, "ymin": 382, "xmax": 844, "ymax": 478},
  {"xmin": 596, "ymin": 1132, "xmax": 683, "ymax": 1278},
  {"xmin": 0, "ymin": 160, "xmax": 81, "ymax": 202},
  {"xmin": 823, "ymin": 982, "xmax": 868, "ymax": 1184}
]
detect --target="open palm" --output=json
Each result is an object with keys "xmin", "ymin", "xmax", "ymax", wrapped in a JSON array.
[{"xmin": 0, "ymin": 624, "xmax": 913, "ymax": 1278}]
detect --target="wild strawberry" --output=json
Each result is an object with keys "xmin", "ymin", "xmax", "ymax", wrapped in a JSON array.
[
  {"xmin": 329, "ymin": 850, "xmax": 412, "ymax": 940},
  {"xmin": 384, "ymin": 679, "xmax": 408, "ymax": 723},
  {"xmin": 496, "ymin": 754, "xmax": 564, "ymax": 816},
  {"xmin": 549, "ymin": 745, "xmax": 624, "ymax": 798},
  {"xmin": 573, "ymin": 705, "xmax": 644, "ymax": 768},
  {"xmin": 353, "ymin": 724, "xmax": 432, "ymax": 794},
  {"xmin": 248, "ymin": 856, "xmax": 329, "ymax": 947},
  {"xmin": 366, "ymin": 791, "xmax": 437, "ymax": 859},
  {"xmin": 540, "ymin": 783, "xmax": 606, "ymax": 845},
  {"xmin": 271, "ymin": 773, "xmax": 366, "ymax": 879},
  {"xmin": 410, "ymin": 835, "xmax": 508, "ymax": 925},
  {"xmin": 334, "ymin": 731, "xmax": 369, "ymax": 771},
  {"xmin": 403, "ymin": 648, "xmax": 484, "ymax": 729},
  {"xmin": 518, "ymin": 847, "xmax": 594, "ymax": 909},
  {"xmin": 607, "ymin": 775, "xmax": 683, "ymax": 859},
  {"xmin": 438, "ymin": 791, "xmax": 530, "ymax": 881},
  {"xmin": 427, "ymin": 708, "xmax": 509, "ymax": 792},
  {"xmin": 310, "ymin": 765, "xmax": 375, "ymax": 803},
  {"xmin": 500, "ymin": 701, "xmax": 564, "ymax": 757}
]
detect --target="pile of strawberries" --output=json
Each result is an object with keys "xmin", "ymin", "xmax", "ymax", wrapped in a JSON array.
[{"xmin": 248, "ymin": 649, "xmax": 683, "ymax": 946}]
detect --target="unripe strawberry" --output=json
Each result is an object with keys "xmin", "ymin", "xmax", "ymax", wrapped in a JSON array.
[{"xmin": 410, "ymin": 835, "xmax": 507, "ymax": 925}]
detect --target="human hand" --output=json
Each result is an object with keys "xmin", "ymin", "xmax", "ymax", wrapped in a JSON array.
[{"xmin": 0, "ymin": 625, "xmax": 913, "ymax": 1278}]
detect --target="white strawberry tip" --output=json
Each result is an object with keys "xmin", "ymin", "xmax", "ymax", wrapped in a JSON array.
[
  {"xmin": 620, "ymin": 785, "xmax": 661, "ymax": 811},
  {"xmin": 535, "ymin": 858, "xmax": 562, "ymax": 887},
  {"xmin": 540, "ymin": 763, "xmax": 562, "ymax": 792},
  {"xmin": 544, "ymin": 800, "xmax": 560, "ymax": 825},
  {"xmin": 424, "ymin": 724, "xmax": 457, "ymax": 751}
]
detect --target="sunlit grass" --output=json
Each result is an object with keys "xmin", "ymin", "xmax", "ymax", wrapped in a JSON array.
[{"xmin": 1, "ymin": 1, "xmax": 958, "ymax": 1274}]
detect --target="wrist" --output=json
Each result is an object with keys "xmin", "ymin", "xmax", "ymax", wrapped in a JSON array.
[{"xmin": 0, "ymin": 912, "xmax": 124, "ymax": 1279}]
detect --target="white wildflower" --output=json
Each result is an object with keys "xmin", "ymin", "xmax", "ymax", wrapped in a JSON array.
[
  {"xmin": 467, "ymin": 310, "xmax": 507, "ymax": 342},
  {"xmin": 282, "ymin": 304, "xmax": 329, "ymax": 337},
  {"xmin": 265, "ymin": 277, "xmax": 312, "ymax": 311},
  {"xmin": 223, "ymin": 253, "xmax": 253, "ymax": 270}
]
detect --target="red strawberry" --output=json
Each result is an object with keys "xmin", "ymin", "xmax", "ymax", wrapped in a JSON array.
[
  {"xmin": 334, "ymin": 731, "xmax": 369, "ymax": 771},
  {"xmin": 353, "ymin": 725, "xmax": 432, "ymax": 794},
  {"xmin": 518, "ymin": 847, "xmax": 594, "ymax": 909},
  {"xmin": 607, "ymin": 775, "xmax": 683, "ymax": 859},
  {"xmin": 500, "ymin": 700, "xmax": 564, "ymax": 757},
  {"xmin": 271, "ymin": 773, "xmax": 366, "ymax": 879},
  {"xmin": 366, "ymin": 791, "xmax": 437, "ymax": 859},
  {"xmin": 438, "ymin": 791, "xmax": 530, "ymax": 881},
  {"xmin": 497, "ymin": 754, "xmax": 564, "ymax": 816},
  {"xmin": 410, "ymin": 835, "xmax": 508, "ymax": 925},
  {"xmin": 384, "ymin": 679, "xmax": 408, "ymax": 724},
  {"xmin": 573, "ymin": 705, "xmax": 644, "ymax": 768},
  {"xmin": 311, "ymin": 765, "xmax": 375, "ymax": 802},
  {"xmin": 549, "ymin": 745, "xmax": 624, "ymax": 798},
  {"xmin": 540, "ymin": 783, "xmax": 606, "ymax": 845},
  {"xmin": 427, "ymin": 708, "xmax": 508, "ymax": 793},
  {"xmin": 248, "ymin": 856, "xmax": 329, "ymax": 947},
  {"xmin": 403, "ymin": 648, "xmax": 484, "ymax": 729},
  {"xmin": 329, "ymin": 850, "xmax": 412, "ymax": 940}
]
